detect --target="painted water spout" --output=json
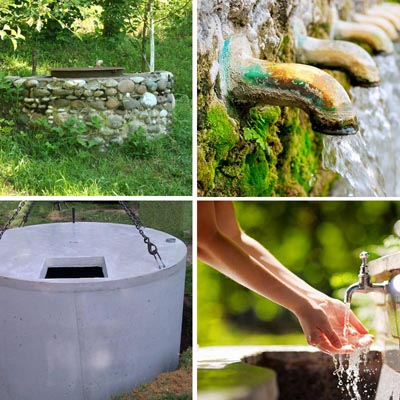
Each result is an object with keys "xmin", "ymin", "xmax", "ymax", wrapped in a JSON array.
[
  {"xmin": 294, "ymin": 18, "xmax": 380, "ymax": 87},
  {"xmin": 220, "ymin": 35, "xmax": 358, "ymax": 135},
  {"xmin": 344, "ymin": 251, "xmax": 388, "ymax": 304}
]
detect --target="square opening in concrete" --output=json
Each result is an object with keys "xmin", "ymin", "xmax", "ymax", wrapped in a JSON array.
[{"xmin": 41, "ymin": 256, "xmax": 107, "ymax": 279}]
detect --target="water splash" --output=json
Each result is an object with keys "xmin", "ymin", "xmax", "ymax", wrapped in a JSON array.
[
  {"xmin": 350, "ymin": 86, "xmax": 394, "ymax": 195},
  {"xmin": 333, "ymin": 347, "xmax": 371, "ymax": 400},
  {"xmin": 332, "ymin": 303, "xmax": 374, "ymax": 400}
]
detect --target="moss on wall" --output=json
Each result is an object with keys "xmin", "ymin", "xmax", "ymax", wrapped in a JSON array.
[{"xmin": 198, "ymin": 102, "xmax": 331, "ymax": 197}]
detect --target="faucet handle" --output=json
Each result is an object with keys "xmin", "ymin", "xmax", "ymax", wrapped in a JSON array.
[
  {"xmin": 359, "ymin": 251, "xmax": 369, "ymax": 273},
  {"xmin": 359, "ymin": 251, "xmax": 369, "ymax": 262}
]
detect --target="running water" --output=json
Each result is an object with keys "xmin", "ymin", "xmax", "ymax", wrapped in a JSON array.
[
  {"xmin": 333, "ymin": 347, "xmax": 372, "ymax": 400},
  {"xmin": 322, "ymin": 134, "xmax": 386, "ymax": 197},
  {"xmin": 332, "ymin": 303, "xmax": 374, "ymax": 400},
  {"xmin": 323, "ymin": 54, "xmax": 400, "ymax": 196},
  {"xmin": 374, "ymin": 54, "xmax": 400, "ymax": 196}
]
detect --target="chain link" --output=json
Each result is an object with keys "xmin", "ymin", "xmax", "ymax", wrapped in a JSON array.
[
  {"xmin": 119, "ymin": 201, "xmax": 166, "ymax": 269},
  {"xmin": 19, "ymin": 201, "xmax": 35, "ymax": 227},
  {"xmin": 0, "ymin": 201, "xmax": 26, "ymax": 240}
]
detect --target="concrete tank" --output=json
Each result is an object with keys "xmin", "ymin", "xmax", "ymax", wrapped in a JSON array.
[{"xmin": 0, "ymin": 222, "xmax": 187, "ymax": 400}]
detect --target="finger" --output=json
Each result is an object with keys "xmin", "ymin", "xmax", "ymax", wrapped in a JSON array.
[
  {"xmin": 314, "ymin": 335, "xmax": 354, "ymax": 354},
  {"xmin": 349, "ymin": 311, "xmax": 369, "ymax": 334},
  {"xmin": 357, "ymin": 334, "xmax": 374, "ymax": 347},
  {"xmin": 321, "ymin": 325, "xmax": 343, "ymax": 349}
]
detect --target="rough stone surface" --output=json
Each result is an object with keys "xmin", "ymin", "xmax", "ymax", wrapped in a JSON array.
[
  {"xmin": 141, "ymin": 92, "xmax": 158, "ymax": 107},
  {"xmin": 118, "ymin": 79, "xmax": 135, "ymax": 93},
  {"xmin": 8, "ymin": 72, "xmax": 175, "ymax": 146}
]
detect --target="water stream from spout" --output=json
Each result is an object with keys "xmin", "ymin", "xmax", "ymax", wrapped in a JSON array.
[
  {"xmin": 374, "ymin": 53, "xmax": 400, "ymax": 196},
  {"xmin": 322, "ymin": 133, "xmax": 386, "ymax": 197},
  {"xmin": 332, "ymin": 303, "xmax": 373, "ymax": 400},
  {"xmin": 323, "ymin": 53, "xmax": 400, "ymax": 196}
]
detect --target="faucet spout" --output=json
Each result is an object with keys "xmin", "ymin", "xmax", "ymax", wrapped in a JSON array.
[
  {"xmin": 220, "ymin": 35, "xmax": 358, "ymax": 135},
  {"xmin": 294, "ymin": 19, "xmax": 380, "ymax": 87},
  {"xmin": 344, "ymin": 251, "xmax": 388, "ymax": 304},
  {"xmin": 333, "ymin": 20, "xmax": 394, "ymax": 54}
]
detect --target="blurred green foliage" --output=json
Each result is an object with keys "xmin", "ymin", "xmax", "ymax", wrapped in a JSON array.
[{"xmin": 198, "ymin": 201, "xmax": 400, "ymax": 346}]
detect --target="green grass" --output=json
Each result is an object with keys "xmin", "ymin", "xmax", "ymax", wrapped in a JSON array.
[{"xmin": 0, "ymin": 22, "xmax": 192, "ymax": 195}]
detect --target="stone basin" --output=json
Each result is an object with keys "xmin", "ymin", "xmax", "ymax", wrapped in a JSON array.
[
  {"xmin": 369, "ymin": 251, "xmax": 400, "ymax": 280},
  {"xmin": 197, "ymin": 346, "xmax": 382, "ymax": 400},
  {"xmin": 50, "ymin": 67, "xmax": 125, "ymax": 78}
]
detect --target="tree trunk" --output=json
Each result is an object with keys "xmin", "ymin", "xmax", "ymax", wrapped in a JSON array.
[{"xmin": 141, "ymin": 0, "xmax": 156, "ymax": 72}]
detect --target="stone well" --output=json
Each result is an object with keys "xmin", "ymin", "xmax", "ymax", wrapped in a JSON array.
[{"xmin": 7, "ymin": 71, "xmax": 175, "ymax": 145}]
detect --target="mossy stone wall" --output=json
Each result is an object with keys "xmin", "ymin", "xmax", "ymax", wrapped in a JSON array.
[{"xmin": 197, "ymin": 0, "xmax": 351, "ymax": 196}]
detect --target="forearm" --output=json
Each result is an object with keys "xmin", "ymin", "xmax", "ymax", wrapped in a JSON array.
[
  {"xmin": 199, "ymin": 230, "xmax": 317, "ymax": 315},
  {"xmin": 232, "ymin": 231, "xmax": 324, "ymax": 299}
]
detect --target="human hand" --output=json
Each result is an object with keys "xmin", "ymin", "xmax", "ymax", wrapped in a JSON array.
[{"xmin": 295, "ymin": 296, "xmax": 374, "ymax": 354}]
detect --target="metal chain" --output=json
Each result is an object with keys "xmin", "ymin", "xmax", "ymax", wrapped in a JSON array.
[
  {"xmin": 0, "ymin": 201, "xmax": 26, "ymax": 240},
  {"xmin": 119, "ymin": 201, "xmax": 166, "ymax": 269},
  {"xmin": 19, "ymin": 201, "xmax": 35, "ymax": 227}
]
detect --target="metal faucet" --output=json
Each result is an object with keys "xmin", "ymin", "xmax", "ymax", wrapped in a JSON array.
[{"xmin": 344, "ymin": 251, "xmax": 388, "ymax": 304}]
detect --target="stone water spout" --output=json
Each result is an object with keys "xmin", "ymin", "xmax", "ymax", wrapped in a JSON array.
[
  {"xmin": 352, "ymin": 13, "xmax": 399, "ymax": 41},
  {"xmin": 367, "ymin": 5, "xmax": 400, "ymax": 32},
  {"xmin": 220, "ymin": 35, "xmax": 358, "ymax": 135},
  {"xmin": 344, "ymin": 251, "xmax": 388, "ymax": 304},
  {"xmin": 332, "ymin": 7, "xmax": 394, "ymax": 54},
  {"xmin": 294, "ymin": 18, "xmax": 380, "ymax": 87}
]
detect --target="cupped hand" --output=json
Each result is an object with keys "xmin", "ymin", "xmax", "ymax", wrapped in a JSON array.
[{"xmin": 296, "ymin": 297, "xmax": 374, "ymax": 354}]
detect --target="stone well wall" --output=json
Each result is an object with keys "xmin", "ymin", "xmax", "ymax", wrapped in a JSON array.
[{"xmin": 7, "ymin": 71, "xmax": 175, "ymax": 145}]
